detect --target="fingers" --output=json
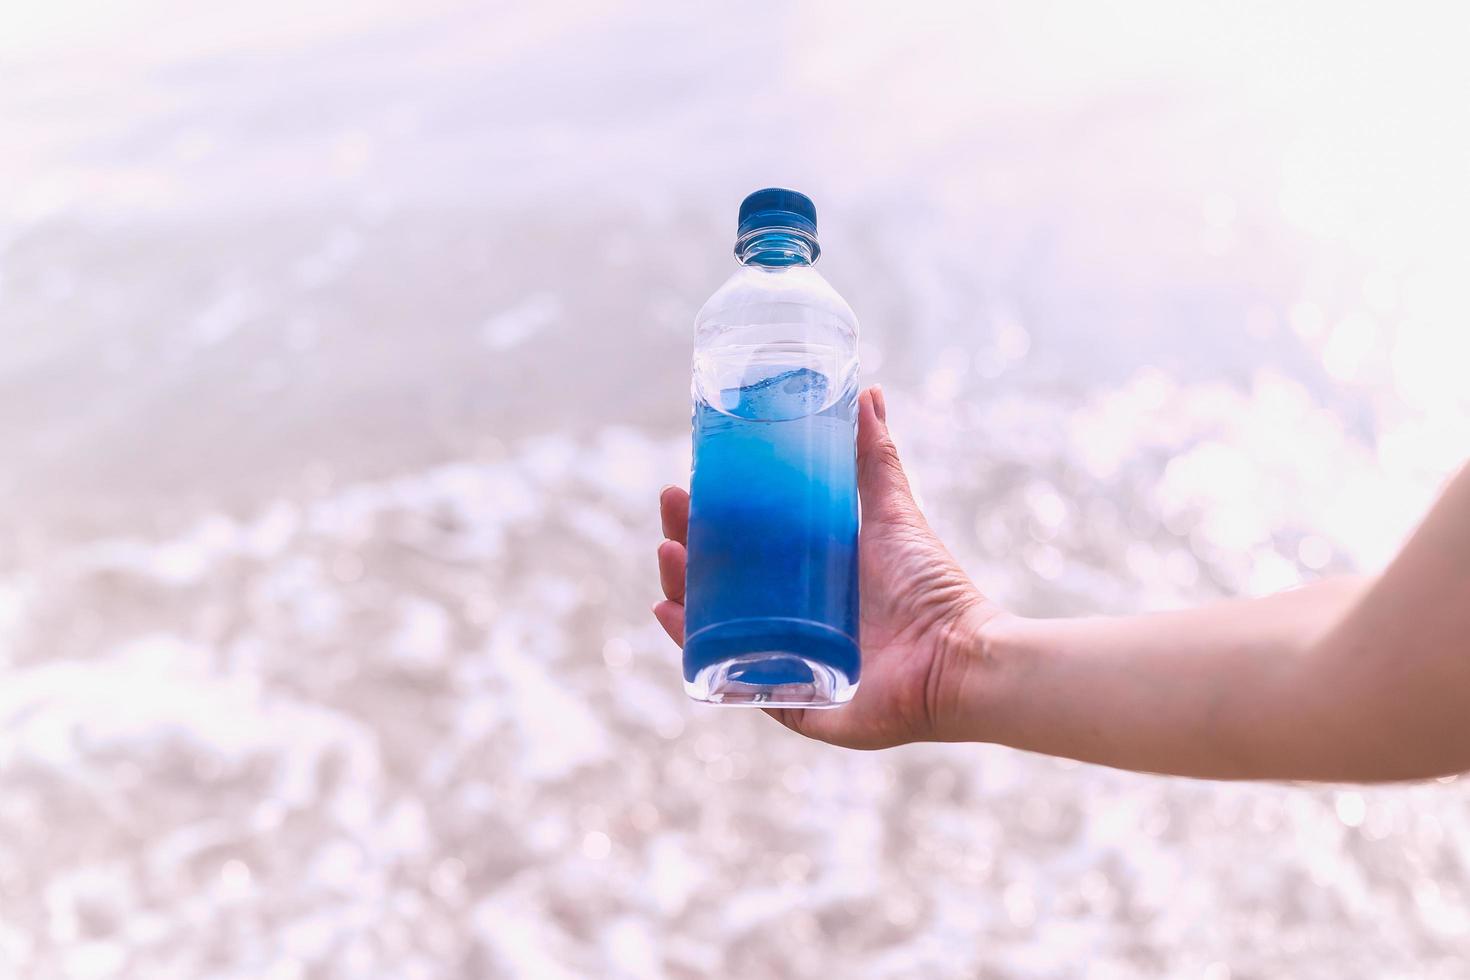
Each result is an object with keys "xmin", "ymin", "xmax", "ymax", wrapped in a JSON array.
[
  {"xmin": 655, "ymin": 486, "xmax": 690, "ymax": 646},
  {"xmin": 856, "ymin": 385, "xmax": 922, "ymax": 528},
  {"xmin": 660, "ymin": 485, "xmax": 690, "ymax": 545},
  {"xmin": 763, "ymin": 707, "xmax": 807, "ymax": 736},
  {"xmin": 763, "ymin": 706, "xmax": 840, "ymax": 746},
  {"xmin": 652, "ymin": 600, "xmax": 685, "ymax": 647},
  {"xmin": 870, "ymin": 383, "xmax": 888, "ymax": 423},
  {"xmin": 657, "ymin": 539, "xmax": 686, "ymax": 602}
]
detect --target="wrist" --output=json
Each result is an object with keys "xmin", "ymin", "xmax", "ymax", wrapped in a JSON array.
[{"xmin": 937, "ymin": 604, "xmax": 1033, "ymax": 744}]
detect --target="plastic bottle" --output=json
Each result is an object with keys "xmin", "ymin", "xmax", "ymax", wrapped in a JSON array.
[{"xmin": 682, "ymin": 188, "xmax": 861, "ymax": 707}]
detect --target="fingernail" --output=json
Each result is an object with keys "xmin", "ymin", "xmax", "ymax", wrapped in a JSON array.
[{"xmin": 871, "ymin": 384, "xmax": 887, "ymax": 423}]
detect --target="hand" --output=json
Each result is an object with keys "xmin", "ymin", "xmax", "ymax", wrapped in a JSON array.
[{"xmin": 654, "ymin": 385, "xmax": 1003, "ymax": 749}]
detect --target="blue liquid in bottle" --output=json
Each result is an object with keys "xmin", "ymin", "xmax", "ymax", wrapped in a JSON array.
[{"xmin": 682, "ymin": 189, "xmax": 860, "ymax": 707}]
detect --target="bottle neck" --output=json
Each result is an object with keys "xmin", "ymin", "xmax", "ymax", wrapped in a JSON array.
[{"xmin": 735, "ymin": 229, "xmax": 819, "ymax": 267}]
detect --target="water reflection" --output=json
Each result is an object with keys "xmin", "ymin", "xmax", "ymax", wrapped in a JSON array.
[{"xmin": 3, "ymin": 1, "xmax": 1470, "ymax": 976}]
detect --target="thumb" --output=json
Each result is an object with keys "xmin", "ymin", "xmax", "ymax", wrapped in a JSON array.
[{"xmin": 856, "ymin": 385, "xmax": 922, "ymax": 528}]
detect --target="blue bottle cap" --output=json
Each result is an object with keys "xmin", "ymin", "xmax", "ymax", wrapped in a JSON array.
[{"xmin": 737, "ymin": 187, "xmax": 818, "ymax": 238}]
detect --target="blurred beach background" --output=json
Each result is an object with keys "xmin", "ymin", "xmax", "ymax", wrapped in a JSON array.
[{"xmin": 3, "ymin": 1, "xmax": 1470, "ymax": 977}]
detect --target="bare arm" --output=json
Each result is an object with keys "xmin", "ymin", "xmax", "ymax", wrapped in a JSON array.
[
  {"xmin": 656, "ymin": 387, "xmax": 1470, "ymax": 780},
  {"xmin": 967, "ymin": 466, "xmax": 1470, "ymax": 781}
]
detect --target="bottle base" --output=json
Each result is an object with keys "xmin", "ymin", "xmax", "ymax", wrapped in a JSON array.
[
  {"xmin": 684, "ymin": 653, "xmax": 856, "ymax": 707},
  {"xmin": 683, "ymin": 618, "xmax": 859, "ymax": 708}
]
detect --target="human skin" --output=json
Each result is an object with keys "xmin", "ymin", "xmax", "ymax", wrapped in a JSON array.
[{"xmin": 655, "ymin": 386, "xmax": 1470, "ymax": 782}]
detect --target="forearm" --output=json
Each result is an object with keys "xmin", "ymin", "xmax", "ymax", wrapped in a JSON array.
[
  {"xmin": 1279, "ymin": 470, "xmax": 1470, "ymax": 780},
  {"xmin": 963, "ymin": 465, "xmax": 1470, "ymax": 782},
  {"xmin": 961, "ymin": 578, "xmax": 1377, "ymax": 780}
]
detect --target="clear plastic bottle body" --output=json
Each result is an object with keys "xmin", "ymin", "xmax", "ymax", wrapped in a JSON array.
[{"xmin": 683, "ymin": 230, "xmax": 860, "ymax": 707}]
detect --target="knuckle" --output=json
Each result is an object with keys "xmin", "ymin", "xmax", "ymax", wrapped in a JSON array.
[{"xmin": 860, "ymin": 437, "xmax": 903, "ymax": 479}]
